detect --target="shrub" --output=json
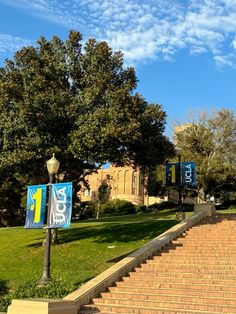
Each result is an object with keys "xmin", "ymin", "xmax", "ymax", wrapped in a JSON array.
[
  {"xmin": 135, "ymin": 205, "xmax": 147, "ymax": 213},
  {"xmin": 157, "ymin": 201, "xmax": 176, "ymax": 210},
  {"xmin": 182, "ymin": 203, "xmax": 194, "ymax": 212},
  {"xmin": 148, "ymin": 201, "xmax": 177, "ymax": 212},
  {"xmin": 100, "ymin": 199, "xmax": 135, "ymax": 215},
  {"xmin": 221, "ymin": 199, "xmax": 236, "ymax": 209},
  {"xmin": 0, "ymin": 280, "xmax": 8, "ymax": 296},
  {"xmin": 0, "ymin": 279, "xmax": 76, "ymax": 312},
  {"xmin": 0, "ymin": 208, "xmax": 25, "ymax": 227},
  {"xmin": 73, "ymin": 201, "xmax": 96, "ymax": 220}
]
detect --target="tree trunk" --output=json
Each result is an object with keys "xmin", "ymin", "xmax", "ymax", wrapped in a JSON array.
[
  {"xmin": 198, "ymin": 187, "xmax": 205, "ymax": 203},
  {"xmin": 96, "ymin": 203, "xmax": 100, "ymax": 219}
]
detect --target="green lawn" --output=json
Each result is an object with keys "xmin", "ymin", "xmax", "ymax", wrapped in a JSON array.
[{"xmin": 0, "ymin": 210, "xmax": 181, "ymax": 293}]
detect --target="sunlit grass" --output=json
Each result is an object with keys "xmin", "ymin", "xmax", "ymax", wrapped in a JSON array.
[{"xmin": 0, "ymin": 210, "xmax": 180, "ymax": 292}]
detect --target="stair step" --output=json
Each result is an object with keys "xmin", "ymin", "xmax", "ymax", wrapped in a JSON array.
[
  {"xmin": 144, "ymin": 261, "xmax": 236, "ymax": 267},
  {"xmin": 99, "ymin": 291, "xmax": 236, "ymax": 305},
  {"xmin": 135, "ymin": 267, "xmax": 236, "ymax": 278},
  {"xmin": 116, "ymin": 280, "xmax": 236, "ymax": 291},
  {"xmin": 122, "ymin": 274, "xmax": 236, "ymax": 285},
  {"xmin": 80, "ymin": 303, "xmax": 226, "ymax": 313},
  {"xmin": 82, "ymin": 299, "xmax": 236, "ymax": 313},
  {"xmin": 108, "ymin": 286, "xmax": 236, "ymax": 298},
  {"xmin": 139, "ymin": 265, "xmax": 236, "ymax": 272},
  {"xmin": 151, "ymin": 256, "xmax": 236, "ymax": 262},
  {"xmin": 160, "ymin": 251, "xmax": 236, "ymax": 256}
]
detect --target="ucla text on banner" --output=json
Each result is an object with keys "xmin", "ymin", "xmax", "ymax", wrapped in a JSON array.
[
  {"xmin": 165, "ymin": 163, "xmax": 180, "ymax": 186},
  {"xmin": 182, "ymin": 162, "xmax": 196, "ymax": 186},
  {"xmin": 25, "ymin": 185, "xmax": 47, "ymax": 229},
  {"xmin": 49, "ymin": 182, "xmax": 72, "ymax": 228}
]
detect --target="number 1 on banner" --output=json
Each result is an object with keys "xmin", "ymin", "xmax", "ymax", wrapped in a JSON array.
[
  {"xmin": 25, "ymin": 184, "xmax": 46, "ymax": 229},
  {"xmin": 169, "ymin": 164, "xmax": 176, "ymax": 184},
  {"xmin": 30, "ymin": 188, "xmax": 42, "ymax": 223},
  {"xmin": 166, "ymin": 163, "xmax": 180, "ymax": 186}
]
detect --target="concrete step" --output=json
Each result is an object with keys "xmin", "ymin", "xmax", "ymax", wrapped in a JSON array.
[
  {"xmin": 80, "ymin": 303, "xmax": 228, "ymax": 313},
  {"xmin": 115, "ymin": 280, "xmax": 236, "ymax": 291},
  {"xmin": 160, "ymin": 251, "xmax": 236, "ymax": 256},
  {"xmin": 151, "ymin": 256, "xmax": 236, "ymax": 262},
  {"xmin": 122, "ymin": 274, "xmax": 236, "ymax": 285},
  {"xmin": 108, "ymin": 285, "xmax": 236, "ymax": 298},
  {"xmin": 99, "ymin": 291, "xmax": 236, "ymax": 305},
  {"xmin": 146, "ymin": 259, "xmax": 236, "ymax": 266},
  {"xmin": 82, "ymin": 299, "xmax": 236, "ymax": 313},
  {"xmin": 139, "ymin": 264, "xmax": 236, "ymax": 272},
  {"xmin": 135, "ymin": 266, "xmax": 236, "ymax": 278}
]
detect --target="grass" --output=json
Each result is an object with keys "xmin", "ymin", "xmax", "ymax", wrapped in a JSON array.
[
  {"xmin": 0, "ymin": 210, "xmax": 182, "ymax": 294},
  {"xmin": 217, "ymin": 205, "xmax": 236, "ymax": 213}
]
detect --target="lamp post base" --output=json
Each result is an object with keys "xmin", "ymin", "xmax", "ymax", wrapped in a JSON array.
[
  {"xmin": 37, "ymin": 274, "xmax": 51, "ymax": 287},
  {"xmin": 176, "ymin": 211, "xmax": 186, "ymax": 221}
]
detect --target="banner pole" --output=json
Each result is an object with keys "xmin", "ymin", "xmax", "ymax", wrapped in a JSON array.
[{"xmin": 38, "ymin": 174, "xmax": 54, "ymax": 286}]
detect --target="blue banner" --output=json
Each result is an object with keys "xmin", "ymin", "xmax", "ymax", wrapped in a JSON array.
[
  {"xmin": 25, "ymin": 185, "xmax": 47, "ymax": 229},
  {"xmin": 49, "ymin": 182, "xmax": 73, "ymax": 228},
  {"xmin": 165, "ymin": 163, "xmax": 180, "ymax": 186},
  {"xmin": 182, "ymin": 162, "xmax": 196, "ymax": 186}
]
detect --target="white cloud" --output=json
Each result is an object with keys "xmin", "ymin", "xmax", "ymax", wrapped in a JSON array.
[
  {"xmin": 1, "ymin": 0, "xmax": 236, "ymax": 68},
  {"xmin": 0, "ymin": 34, "xmax": 32, "ymax": 56},
  {"xmin": 232, "ymin": 36, "xmax": 236, "ymax": 49},
  {"xmin": 214, "ymin": 54, "xmax": 236, "ymax": 69}
]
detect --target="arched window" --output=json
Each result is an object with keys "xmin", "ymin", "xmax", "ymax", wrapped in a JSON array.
[
  {"xmin": 132, "ymin": 171, "xmax": 137, "ymax": 195},
  {"xmin": 117, "ymin": 170, "xmax": 122, "ymax": 194},
  {"xmin": 124, "ymin": 170, "xmax": 130, "ymax": 194},
  {"xmin": 139, "ymin": 173, "xmax": 144, "ymax": 196}
]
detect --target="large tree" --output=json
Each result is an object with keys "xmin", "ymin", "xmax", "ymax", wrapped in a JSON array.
[
  {"xmin": 0, "ymin": 30, "xmax": 174, "ymax": 213},
  {"xmin": 175, "ymin": 109, "xmax": 236, "ymax": 201}
]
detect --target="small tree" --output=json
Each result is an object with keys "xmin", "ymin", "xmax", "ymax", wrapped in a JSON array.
[
  {"xmin": 175, "ymin": 109, "xmax": 236, "ymax": 201},
  {"xmin": 96, "ymin": 179, "xmax": 111, "ymax": 219}
]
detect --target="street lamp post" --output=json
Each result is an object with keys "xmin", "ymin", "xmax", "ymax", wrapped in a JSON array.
[
  {"xmin": 38, "ymin": 153, "xmax": 60, "ymax": 286},
  {"xmin": 176, "ymin": 148, "xmax": 185, "ymax": 221}
]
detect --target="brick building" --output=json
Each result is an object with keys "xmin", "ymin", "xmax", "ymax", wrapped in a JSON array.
[{"xmin": 79, "ymin": 164, "xmax": 146, "ymax": 205}]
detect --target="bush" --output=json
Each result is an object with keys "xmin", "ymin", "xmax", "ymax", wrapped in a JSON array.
[
  {"xmin": 0, "ymin": 208, "xmax": 25, "ymax": 227},
  {"xmin": 148, "ymin": 201, "xmax": 177, "ymax": 212},
  {"xmin": 0, "ymin": 280, "xmax": 8, "ymax": 296},
  {"xmin": 72, "ymin": 201, "xmax": 96, "ymax": 220},
  {"xmin": 182, "ymin": 203, "xmax": 194, "ymax": 212},
  {"xmin": 220, "ymin": 199, "xmax": 236, "ymax": 209},
  {"xmin": 0, "ymin": 279, "xmax": 76, "ymax": 312},
  {"xmin": 217, "ymin": 203, "xmax": 236, "ymax": 210},
  {"xmin": 100, "ymin": 199, "xmax": 135, "ymax": 215},
  {"xmin": 135, "ymin": 205, "xmax": 147, "ymax": 213}
]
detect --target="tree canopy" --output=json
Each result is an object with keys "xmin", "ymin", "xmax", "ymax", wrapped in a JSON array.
[
  {"xmin": 175, "ymin": 109, "xmax": 236, "ymax": 200},
  {"xmin": 0, "ymin": 30, "xmax": 174, "ymax": 212}
]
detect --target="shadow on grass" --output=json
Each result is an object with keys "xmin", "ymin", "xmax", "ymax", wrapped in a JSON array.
[
  {"xmin": 82, "ymin": 211, "xmax": 177, "ymax": 223},
  {"xmin": 26, "ymin": 217, "xmax": 177, "ymax": 248},
  {"xmin": 0, "ymin": 280, "xmax": 9, "ymax": 296},
  {"xmin": 27, "ymin": 242, "xmax": 43, "ymax": 248},
  {"xmin": 57, "ymin": 220, "xmax": 177, "ymax": 245}
]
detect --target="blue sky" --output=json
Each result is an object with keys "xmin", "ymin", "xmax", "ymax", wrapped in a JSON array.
[{"xmin": 0, "ymin": 0, "xmax": 236, "ymax": 138}]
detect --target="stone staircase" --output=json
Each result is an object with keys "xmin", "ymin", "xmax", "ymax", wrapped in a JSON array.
[{"xmin": 78, "ymin": 215, "xmax": 236, "ymax": 313}]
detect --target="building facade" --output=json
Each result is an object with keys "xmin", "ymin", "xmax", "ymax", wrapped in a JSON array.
[{"xmin": 79, "ymin": 164, "xmax": 145, "ymax": 205}]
